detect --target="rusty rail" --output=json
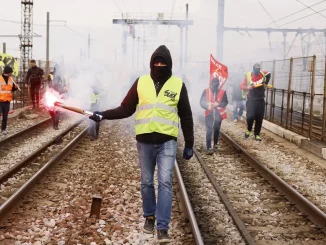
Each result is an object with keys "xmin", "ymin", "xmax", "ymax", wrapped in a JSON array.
[
  {"xmin": 0, "ymin": 127, "xmax": 88, "ymax": 221},
  {"xmin": 0, "ymin": 119, "xmax": 84, "ymax": 185},
  {"xmin": 220, "ymin": 131, "xmax": 326, "ymax": 234}
]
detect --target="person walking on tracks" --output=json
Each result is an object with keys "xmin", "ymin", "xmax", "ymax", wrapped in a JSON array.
[
  {"xmin": 0, "ymin": 66, "xmax": 18, "ymax": 135},
  {"xmin": 25, "ymin": 59, "xmax": 44, "ymax": 109},
  {"xmin": 231, "ymin": 73, "xmax": 246, "ymax": 122},
  {"xmin": 89, "ymin": 88, "xmax": 102, "ymax": 141},
  {"xmin": 89, "ymin": 45, "xmax": 194, "ymax": 243},
  {"xmin": 240, "ymin": 63, "xmax": 271, "ymax": 141},
  {"xmin": 200, "ymin": 77, "xmax": 228, "ymax": 154}
]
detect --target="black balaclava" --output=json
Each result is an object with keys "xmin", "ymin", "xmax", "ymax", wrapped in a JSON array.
[
  {"xmin": 210, "ymin": 77, "xmax": 220, "ymax": 93},
  {"xmin": 150, "ymin": 45, "xmax": 172, "ymax": 84}
]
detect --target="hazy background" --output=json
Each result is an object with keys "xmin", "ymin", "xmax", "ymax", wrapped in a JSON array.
[{"xmin": 0, "ymin": 0, "xmax": 325, "ymax": 109}]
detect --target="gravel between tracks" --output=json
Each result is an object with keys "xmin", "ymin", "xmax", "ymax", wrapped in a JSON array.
[
  {"xmin": 0, "ymin": 109, "xmax": 49, "ymax": 140},
  {"xmin": 220, "ymin": 118, "xmax": 326, "ymax": 212},
  {"xmin": 0, "ymin": 113, "xmax": 83, "ymax": 176},
  {"xmin": 177, "ymin": 143, "xmax": 245, "ymax": 245},
  {"xmin": 0, "ymin": 120, "xmax": 193, "ymax": 245}
]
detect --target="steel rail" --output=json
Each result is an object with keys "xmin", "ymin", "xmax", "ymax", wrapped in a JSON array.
[
  {"xmin": 193, "ymin": 148, "xmax": 256, "ymax": 245},
  {"xmin": 0, "ymin": 118, "xmax": 51, "ymax": 145},
  {"xmin": 174, "ymin": 161, "xmax": 204, "ymax": 245},
  {"xmin": 0, "ymin": 127, "xmax": 88, "ymax": 221},
  {"xmin": 220, "ymin": 131, "xmax": 326, "ymax": 234},
  {"xmin": 0, "ymin": 119, "xmax": 84, "ymax": 185}
]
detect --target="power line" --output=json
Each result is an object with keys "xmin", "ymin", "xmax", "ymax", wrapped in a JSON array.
[
  {"xmin": 257, "ymin": 0, "xmax": 280, "ymax": 28},
  {"xmin": 261, "ymin": 0, "xmax": 326, "ymax": 28},
  {"xmin": 278, "ymin": 8, "xmax": 326, "ymax": 27},
  {"xmin": 112, "ymin": 0, "xmax": 123, "ymax": 14},
  {"xmin": 285, "ymin": 33, "xmax": 299, "ymax": 58},
  {"xmin": 296, "ymin": 0, "xmax": 326, "ymax": 19}
]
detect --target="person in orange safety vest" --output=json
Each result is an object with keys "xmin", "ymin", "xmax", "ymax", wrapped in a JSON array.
[
  {"xmin": 0, "ymin": 66, "xmax": 18, "ymax": 135},
  {"xmin": 200, "ymin": 77, "xmax": 228, "ymax": 154}
]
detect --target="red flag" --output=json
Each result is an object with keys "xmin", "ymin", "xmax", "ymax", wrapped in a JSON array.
[{"xmin": 209, "ymin": 54, "xmax": 228, "ymax": 89}]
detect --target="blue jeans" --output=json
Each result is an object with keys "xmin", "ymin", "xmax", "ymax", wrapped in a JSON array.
[
  {"xmin": 136, "ymin": 140, "xmax": 177, "ymax": 230},
  {"xmin": 205, "ymin": 111, "xmax": 222, "ymax": 149},
  {"xmin": 233, "ymin": 100, "xmax": 246, "ymax": 120}
]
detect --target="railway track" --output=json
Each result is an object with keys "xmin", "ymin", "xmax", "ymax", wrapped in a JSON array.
[
  {"xmin": 178, "ymin": 127, "xmax": 326, "ymax": 245},
  {"xmin": 0, "ymin": 120, "xmax": 87, "ymax": 221},
  {"xmin": 0, "ymin": 120, "xmax": 202, "ymax": 244}
]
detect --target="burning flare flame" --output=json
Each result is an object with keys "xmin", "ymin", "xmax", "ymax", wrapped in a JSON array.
[{"xmin": 45, "ymin": 91, "xmax": 59, "ymax": 107}]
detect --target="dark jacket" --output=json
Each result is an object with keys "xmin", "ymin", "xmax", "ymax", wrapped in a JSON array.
[
  {"xmin": 200, "ymin": 89, "xmax": 228, "ymax": 111},
  {"xmin": 101, "ymin": 45, "xmax": 194, "ymax": 148},
  {"xmin": 26, "ymin": 66, "xmax": 44, "ymax": 84},
  {"xmin": 240, "ymin": 72, "xmax": 271, "ymax": 100}
]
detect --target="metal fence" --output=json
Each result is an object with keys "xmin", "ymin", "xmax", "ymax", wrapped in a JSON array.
[
  {"xmin": 228, "ymin": 56, "xmax": 326, "ymax": 141},
  {"xmin": 262, "ymin": 56, "xmax": 326, "ymax": 140}
]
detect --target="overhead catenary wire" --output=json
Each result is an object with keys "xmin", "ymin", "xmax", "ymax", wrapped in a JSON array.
[
  {"xmin": 285, "ymin": 33, "xmax": 299, "ymax": 58},
  {"xmin": 257, "ymin": 0, "xmax": 280, "ymax": 28},
  {"xmin": 296, "ymin": 0, "xmax": 326, "ymax": 19},
  {"xmin": 260, "ymin": 0, "xmax": 326, "ymax": 28},
  {"xmin": 112, "ymin": 0, "xmax": 124, "ymax": 14}
]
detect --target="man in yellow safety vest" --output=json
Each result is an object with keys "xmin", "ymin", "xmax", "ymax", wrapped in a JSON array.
[{"xmin": 89, "ymin": 45, "xmax": 194, "ymax": 243}]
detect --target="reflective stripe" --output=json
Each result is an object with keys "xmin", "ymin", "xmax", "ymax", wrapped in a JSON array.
[
  {"xmin": 153, "ymin": 116, "xmax": 179, "ymax": 127},
  {"xmin": 135, "ymin": 118, "xmax": 151, "ymax": 125},
  {"xmin": 0, "ymin": 91, "xmax": 12, "ymax": 94},
  {"xmin": 136, "ymin": 104, "xmax": 155, "ymax": 111},
  {"xmin": 156, "ymin": 102, "xmax": 178, "ymax": 114},
  {"xmin": 135, "ymin": 116, "xmax": 179, "ymax": 128},
  {"xmin": 136, "ymin": 103, "xmax": 177, "ymax": 114}
]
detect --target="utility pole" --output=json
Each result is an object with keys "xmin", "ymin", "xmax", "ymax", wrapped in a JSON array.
[
  {"xmin": 137, "ymin": 37, "xmax": 140, "ymax": 69},
  {"xmin": 217, "ymin": 0, "xmax": 225, "ymax": 62},
  {"xmin": 112, "ymin": 16, "xmax": 193, "ymax": 71},
  {"xmin": 185, "ymin": 3, "xmax": 189, "ymax": 65},
  {"xmin": 88, "ymin": 34, "xmax": 90, "ymax": 60},
  {"xmin": 180, "ymin": 27, "xmax": 184, "ymax": 70},
  {"xmin": 143, "ymin": 38, "xmax": 146, "ymax": 69},
  {"xmin": 2, "ymin": 43, "xmax": 6, "ymax": 53},
  {"xmin": 46, "ymin": 12, "xmax": 50, "ymax": 79}
]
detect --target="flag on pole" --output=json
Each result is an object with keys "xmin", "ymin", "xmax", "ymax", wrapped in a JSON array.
[{"xmin": 209, "ymin": 54, "xmax": 228, "ymax": 89}]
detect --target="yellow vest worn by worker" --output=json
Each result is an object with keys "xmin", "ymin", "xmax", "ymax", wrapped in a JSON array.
[
  {"xmin": 90, "ymin": 92, "xmax": 102, "ymax": 104},
  {"xmin": 135, "ymin": 75, "xmax": 182, "ymax": 137},
  {"xmin": 0, "ymin": 76, "xmax": 14, "ymax": 102},
  {"xmin": 242, "ymin": 71, "xmax": 266, "ymax": 99}
]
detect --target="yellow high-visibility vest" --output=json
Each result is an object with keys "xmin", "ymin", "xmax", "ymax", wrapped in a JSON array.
[
  {"xmin": 135, "ymin": 75, "xmax": 182, "ymax": 137},
  {"xmin": 90, "ymin": 93, "xmax": 102, "ymax": 104},
  {"xmin": 242, "ymin": 71, "xmax": 266, "ymax": 99}
]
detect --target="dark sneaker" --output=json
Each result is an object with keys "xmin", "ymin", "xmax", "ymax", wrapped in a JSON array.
[
  {"xmin": 213, "ymin": 144, "xmax": 218, "ymax": 153},
  {"xmin": 143, "ymin": 216, "xmax": 155, "ymax": 234},
  {"xmin": 245, "ymin": 130, "xmax": 251, "ymax": 139},
  {"xmin": 157, "ymin": 229, "xmax": 171, "ymax": 243},
  {"xmin": 255, "ymin": 135, "xmax": 262, "ymax": 141},
  {"xmin": 205, "ymin": 148, "xmax": 214, "ymax": 155}
]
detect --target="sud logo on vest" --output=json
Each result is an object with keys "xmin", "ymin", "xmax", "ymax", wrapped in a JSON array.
[{"xmin": 164, "ymin": 90, "xmax": 177, "ymax": 101}]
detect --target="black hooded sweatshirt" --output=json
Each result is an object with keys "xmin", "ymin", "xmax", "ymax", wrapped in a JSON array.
[{"xmin": 101, "ymin": 45, "xmax": 194, "ymax": 148}]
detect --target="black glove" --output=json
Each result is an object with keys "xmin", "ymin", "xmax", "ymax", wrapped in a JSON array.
[
  {"xmin": 183, "ymin": 147, "xmax": 193, "ymax": 160},
  {"xmin": 89, "ymin": 111, "xmax": 103, "ymax": 122}
]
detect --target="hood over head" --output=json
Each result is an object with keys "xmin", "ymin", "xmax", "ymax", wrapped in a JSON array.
[
  {"xmin": 210, "ymin": 77, "xmax": 220, "ymax": 93},
  {"xmin": 150, "ymin": 45, "xmax": 172, "ymax": 83}
]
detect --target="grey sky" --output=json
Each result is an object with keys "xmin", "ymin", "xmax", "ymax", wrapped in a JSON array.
[{"xmin": 0, "ymin": 0, "xmax": 325, "ymax": 67}]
